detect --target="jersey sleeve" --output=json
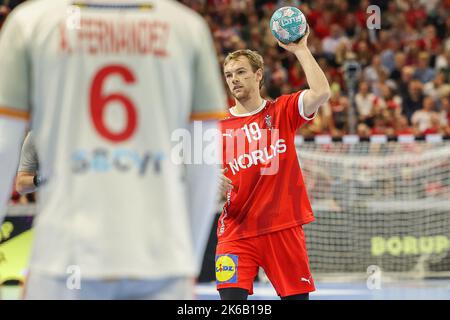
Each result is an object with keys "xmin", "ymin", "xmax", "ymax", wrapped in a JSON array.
[
  {"xmin": 0, "ymin": 11, "xmax": 31, "ymax": 120},
  {"xmin": 279, "ymin": 90, "xmax": 318, "ymax": 131},
  {"xmin": 190, "ymin": 19, "xmax": 227, "ymax": 121},
  {"xmin": 18, "ymin": 131, "xmax": 39, "ymax": 173}
]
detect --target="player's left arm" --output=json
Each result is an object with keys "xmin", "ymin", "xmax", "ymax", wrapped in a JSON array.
[
  {"xmin": 16, "ymin": 132, "xmax": 40, "ymax": 195},
  {"xmin": 0, "ymin": 117, "xmax": 28, "ymax": 223},
  {"xmin": 0, "ymin": 8, "xmax": 32, "ymax": 223},
  {"xmin": 278, "ymin": 27, "xmax": 331, "ymax": 118}
]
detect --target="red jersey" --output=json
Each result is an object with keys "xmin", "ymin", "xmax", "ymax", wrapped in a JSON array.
[{"xmin": 218, "ymin": 91, "xmax": 315, "ymax": 243}]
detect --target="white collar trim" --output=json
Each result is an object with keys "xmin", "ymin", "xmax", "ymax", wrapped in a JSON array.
[{"xmin": 229, "ymin": 99, "xmax": 267, "ymax": 117}]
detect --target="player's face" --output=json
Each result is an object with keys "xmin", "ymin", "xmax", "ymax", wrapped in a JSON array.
[{"xmin": 224, "ymin": 57, "xmax": 262, "ymax": 101}]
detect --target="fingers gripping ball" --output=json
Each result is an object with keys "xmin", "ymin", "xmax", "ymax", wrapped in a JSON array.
[{"xmin": 270, "ymin": 6, "xmax": 308, "ymax": 44}]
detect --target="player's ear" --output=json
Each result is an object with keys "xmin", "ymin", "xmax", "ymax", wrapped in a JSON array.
[{"xmin": 255, "ymin": 68, "xmax": 263, "ymax": 88}]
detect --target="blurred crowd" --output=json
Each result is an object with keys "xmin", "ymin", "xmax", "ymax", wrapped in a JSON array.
[
  {"xmin": 1, "ymin": 0, "xmax": 449, "ymax": 138},
  {"xmin": 180, "ymin": 0, "xmax": 450, "ymax": 137}
]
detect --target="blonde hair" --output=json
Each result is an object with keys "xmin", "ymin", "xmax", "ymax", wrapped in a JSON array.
[{"xmin": 224, "ymin": 49, "xmax": 264, "ymax": 88}]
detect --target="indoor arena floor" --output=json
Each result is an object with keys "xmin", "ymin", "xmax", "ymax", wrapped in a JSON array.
[
  {"xmin": 1, "ymin": 280, "xmax": 449, "ymax": 300},
  {"xmin": 196, "ymin": 279, "xmax": 450, "ymax": 300}
]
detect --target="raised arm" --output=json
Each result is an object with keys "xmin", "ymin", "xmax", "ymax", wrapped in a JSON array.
[{"xmin": 278, "ymin": 27, "xmax": 331, "ymax": 117}]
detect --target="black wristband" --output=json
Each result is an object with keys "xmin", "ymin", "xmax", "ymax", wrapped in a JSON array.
[{"xmin": 33, "ymin": 175, "xmax": 41, "ymax": 187}]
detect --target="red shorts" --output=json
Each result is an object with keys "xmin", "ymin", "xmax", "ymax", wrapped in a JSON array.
[{"xmin": 215, "ymin": 225, "xmax": 315, "ymax": 297}]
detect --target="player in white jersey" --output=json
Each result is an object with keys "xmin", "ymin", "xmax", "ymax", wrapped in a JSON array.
[{"xmin": 0, "ymin": 0, "xmax": 226, "ymax": 299}]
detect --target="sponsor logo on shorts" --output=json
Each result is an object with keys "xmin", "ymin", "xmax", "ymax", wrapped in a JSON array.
[
  {"xmin": 215, "ymin": 254, "xmax": 238, "ymax": 284},
  {"xmin": 300, "ymin": 276, "xmax": 312, "ymax": 285}
]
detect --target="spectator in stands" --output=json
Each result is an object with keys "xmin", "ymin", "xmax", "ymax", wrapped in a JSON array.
[
  {"xmin": 266, "ymin": 61, "xmax": 288, "ymax": 99},
  {"xmin": 402, "ymin": 80, "xmax": 424, "ymax": 122},
  {"xmin": 438, "ymin": 96, "xmax": 450, "ymax": 133},
  {"xmin": 328, "ymin": 96, "xmax": 350, "ymax": 137},
  {"xmin": 288, "ymin": 63, "xmax": 306, "ymax": 91},
  {"xmin": 405, "ymin": 3, "xmax": 427, "ymax": 30},
  {"xmin": 342, "ymin": 11, "xmax": 360, "ymax": 39},
  {"xmin": 364, "ymin": 54, "xmax": 389, "ymax": 92},
  {"xmin": 417, "ymin": 24, "xmax": 441, "ymax": 54},
  {"xmin": 357, "ymin": 123, "xmax": 371, "ymax": 138},
  {"xmin": 380, "ymin": 37, "xmax": 402, "ymax": 74},
  {"xmin": 414, "ymin": 51, "xmax": 436, "ymax": 83},
  {"xmin": 395, "ymin": 115, "xmax": 416, "ymax": 136},
  {"xmin": 390, "ymin": 52, "xmax": 407, "ymax": 83},
  {"xmin": 354, "ymin": 0, "xmax": 370, "ymax": 27},
  {"xmin": 424, "ymin": 71, "xmax": 450, "ymax": 101},
  {"xmin": 422, "ymin": 113, "xmax": 445, "ymax": 135},
  {"xmin": 353, "ymin": 39, "xmax": 372, "ymax": 68},
  {"xmin": 355, "ymin": 81, "xmax": 378, "ymax": 128},
  {"xmin": 397, "ymin": 66, "xmax": 415, "ymax": 100},
  {"xmin": 300, "ymin": 104, "xmax": 332, "ymax": 138},
  {"xmin": 404, "ymin": 38, "xmax": 421, "ymax": 66},
  {"xmin": 439, "ymin": 50, "xmax": 450, "ymax": 82},
  {"xmin": 383, "ymin": 1, "xmax": 400, "ymax": 30},
  {"xmin": 381, "ymin": 105, "xmax": 401, "ymax": 138},
  {"xmin": 277, "ymin": 0, "xmax": 302, "ymax": 8},
  {"xmin": 371, "ymin": 116, "xmax": 387, "ymax": 136},
  {"xmin": 435, "ymin": 48, "xmax": 449, "ymax": 73},
  {"xmin": 214, "ymin": 13, "xmax": 241, "ymax": 48},
  {"xmin": 241, "ymin": 12, "xmax": 260, "ymax": 43},
  {"xmin": 322, "ymin": 24, "xmax": 350, "ymax": 59},
  {"xmin": 411, "ymin": 96, "xmax": 439, "ymax": 134},
  {"xmin": 380, "ymin": 84, "xmax": 402, "ymax": 112}
]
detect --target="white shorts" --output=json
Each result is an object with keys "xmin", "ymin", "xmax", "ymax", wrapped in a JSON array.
[{"xmin": 23, "ymin": 271, "xmax": 194, "ymax": 300}]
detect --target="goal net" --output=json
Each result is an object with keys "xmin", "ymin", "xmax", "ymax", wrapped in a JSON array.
[{"xmin": 297, "ymin": 136, "xmax": 450, "ymax": 280}]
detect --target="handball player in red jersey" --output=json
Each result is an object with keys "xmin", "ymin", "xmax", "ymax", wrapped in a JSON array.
[{"xmin": 216, "ymin": 28, "xmax": 331, "ymax": 300}]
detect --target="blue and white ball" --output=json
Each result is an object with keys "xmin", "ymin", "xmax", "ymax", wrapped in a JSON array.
[{"xmin": 270, "ymin": 7, "xmax": 308, "ymax": 44}]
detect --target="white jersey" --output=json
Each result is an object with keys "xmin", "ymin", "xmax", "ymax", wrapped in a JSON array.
[{"xmin": 0, "ymin": 0, "xmax": 225, "ymax": 278}]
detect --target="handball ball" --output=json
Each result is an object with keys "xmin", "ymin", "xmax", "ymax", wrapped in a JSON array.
[{"xmin": 270, "ymin": 7, "xmax": 308, "ymax": 44}]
